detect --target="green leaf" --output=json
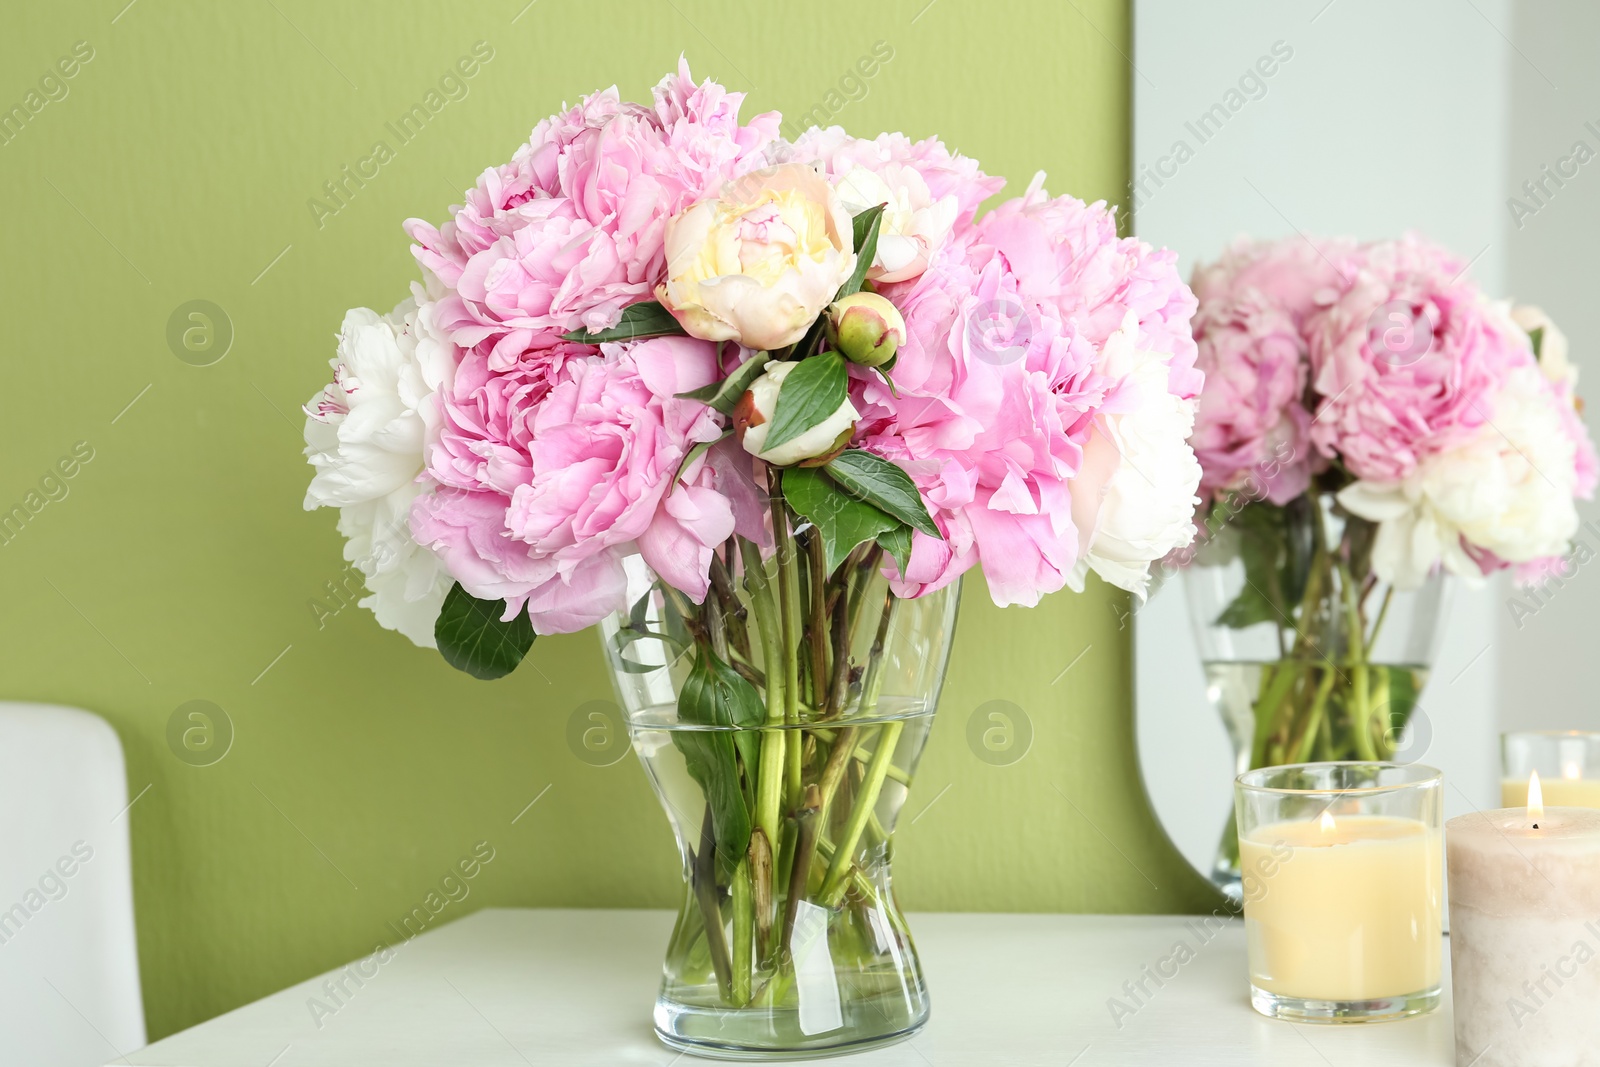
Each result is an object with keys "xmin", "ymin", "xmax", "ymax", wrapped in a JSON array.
[
  {"xmin": 1528, "ymin": 325, "xmax": 1546, "ymax": 360},
  {"xmin": 824, "ymin": 449, "xmax": 941, "ymax": 538},
  {"xmin": 781, "ymin": 466, "xmax": 899, "ymax": 575},
  {"xmin": 1212, "ymin": 579, "xmax": 1279, "ymax": 630},
  {"xmin": 611, "ymin": 615, "xmax": 689, "ymax": 674},
  {"xmin": 762, "ymin": 352, "xmax": 848, "ymax": 453},
  {"xmin": 560, "ymin": 300, "xmax": 686, "ymax": 344},
  {"xmin": 878, "ymin": 524, "xmax": 912, "ymax": 576},
  {"xmin": 1211, "ymin": 501, "xmax": 1305, "ymax": 630},
  {"xmin": 675, "ymin": 356, "xmax": 770, "ymax": 415},
  {"xmin": 836, "ymin": 205, "xmax": 886, "ymax": 299},
  {"xmin": 874, "ymin": 354, "xmax": 900, "ymax": 398},
  {"xmin": 1381, "ymin": 666, "xmax": 1420, "ymax": 735},
  {"xmin": 673, "ymin": 646, "xmax": 763, "ymax": 882},
  {"xmin": 434, "ymin": 583, "xmax": 536, "ymax": 680}
]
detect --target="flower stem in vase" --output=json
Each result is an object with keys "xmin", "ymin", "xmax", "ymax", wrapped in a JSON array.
[
  {"xmin": 731, "ymin": 857, "xmax": 753, "ymax": 1006},
  {"xmin": 1290, "ymin": 665, "xmax": 1338, "ymax": 763},
  {"xmin": 781, "ymin": 783, "xmax": 822, "ymax": 951},
  {"xmin": 748, "ymin": 826, "xmax": 774, "ymax": 963},
  {"xmin": 767, "ymin": 481, "xmax": 804, "ymax": 806},
  {"xmin": 1337, "ymin": 559, "xmax": 1378, "ymax": 761},
  {"xmin": 692, "ymin": 805, "xmax": 733, "ymax": 1002},
  {"xmin": 821, "ymin": 720, "xmax": 904, "ymax": 906},
  {"xmin": 1250, "ymin": 662, "xmax": 1299, "ymax": 769},
  {"xmin": 739, "ymin": 540, "xmax": 787, "ymax": 927},
  {"xmin": 806, "ymin": 532, "xmax": 830, "ymax": 712}
]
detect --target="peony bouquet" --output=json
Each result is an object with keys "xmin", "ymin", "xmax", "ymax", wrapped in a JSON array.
[
  {"xmin": 1182, "ymin": 233, "xmax": 1595, "ymax": 885},
  {"xmin": 301, "ymin": 61, "xmax": 1202, "ymax": 1050}
]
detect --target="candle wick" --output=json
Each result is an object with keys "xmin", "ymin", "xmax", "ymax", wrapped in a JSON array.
[{"xmin": 1533, "ymin": 823, "xmax": 1540, "ymax": 829}]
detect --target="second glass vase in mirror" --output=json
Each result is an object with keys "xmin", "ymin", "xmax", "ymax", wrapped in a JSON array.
[{"xmin": 1186, "ymin": 492, "xmax": 1450, "ymax": 899}]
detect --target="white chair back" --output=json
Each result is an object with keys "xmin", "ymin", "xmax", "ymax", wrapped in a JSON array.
[{"xmin": 0, "ymin": 703, "xmax": 145, "ymax": 1066}]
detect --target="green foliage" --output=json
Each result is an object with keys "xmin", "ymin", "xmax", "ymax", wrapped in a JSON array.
[
  {"xmin": 836, "ymin": 204, "xmax": 886, "ymax": 299},
  {"xmin": 762, "ymin": 352, "xmax": 848, "ymax": 452},
  {"xmin": 781, "ymin": 466, "xmax": 901, "ymax": 575},
  {"xmin": 675, "ymin": 357, "xmax": 771, "ymax": 415},
  {"xmin": 1212, "ymin": 501, "xmax": 1313, "ymax": 630},
  {"xmin": 877, "ymin": 525, "xmax": 912, "ymax": 575},
  {"xmin": 825, "ymin": 449, "xmax": 941, "ymax": 538},
  {"xmin": 433, "ymin": 583, "xmax": 536, "ymax": 680},
  {"xmin": 561, "ymin": 300, "xmax": 686, "ymax": 344},
  {"xmin": 674, "ymin": 646, "xmax": 765, "ymax": 882}
]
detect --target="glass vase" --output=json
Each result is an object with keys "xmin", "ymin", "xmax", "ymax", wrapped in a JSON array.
[
  {"xmin": 600, "ymin": 494, "xmax": 960, "ymax": 1060},
  {"xmin": 1184, "ymin": 491, "xmax": 1449, "ymax": 899}
]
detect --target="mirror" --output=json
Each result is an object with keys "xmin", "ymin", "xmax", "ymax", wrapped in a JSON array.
[{"xmin": 1130, "ymin": 0, "xmax": 1599, "ymax": 888}]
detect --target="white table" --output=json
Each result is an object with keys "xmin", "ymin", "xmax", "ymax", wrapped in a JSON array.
[{"xmin": 120, "ymin": 909, "xmax": 1455, "ymax": 1066}]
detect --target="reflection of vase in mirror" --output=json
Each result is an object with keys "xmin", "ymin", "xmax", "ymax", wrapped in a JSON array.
[{"xmin": 1185, "ymin": 493, "xmax": 1450, "ymax": 899}]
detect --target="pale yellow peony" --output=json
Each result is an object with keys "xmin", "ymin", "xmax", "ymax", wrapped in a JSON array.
[{"xmin": 658, "ymin": 163, "xmax": 856, "ymax": 351}]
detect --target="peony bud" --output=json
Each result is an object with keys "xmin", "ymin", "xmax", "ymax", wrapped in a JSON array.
[
  {"xmin": 735, "ymin": 361, "xmax": 859, "ymax": 467},
  {"xmin": 826, "ymin": 292, "xmax": 905, "ymax": 368}
]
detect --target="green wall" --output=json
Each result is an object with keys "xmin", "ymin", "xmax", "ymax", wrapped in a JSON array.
[{"xmin": 1, "ymin": 0, "xmax": 1215, "ymax": 1040}]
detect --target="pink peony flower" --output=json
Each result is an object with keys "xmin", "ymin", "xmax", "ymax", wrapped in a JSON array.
[
  {"xmin": 854, "ymin": 244, "xmax": 1065, "ymax": 604},
  {"xmin": 856, "ymin": 178, "xmax": 1201, "ymax": 604},
  {"xmin": 1304, "ymin": 235, "xmax": 1528, "ymax": 483},
  {"xmin": 406, "ymin": 59, "xmax": 779, "ymax": 369},
  {"xmin": 1188, "ymin": 237, "xmax": 1350, "ymax": 505},
  {"xmin": 427, "ymin": 334, "xmax": 592, "ymax": 498},
  {"xmin": 411, "ymin": 336, "xmax": 743, "ymax": 634}
]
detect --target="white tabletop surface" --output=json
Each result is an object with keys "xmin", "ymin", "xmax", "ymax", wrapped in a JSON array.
[{"xmin": 119, "ymin": 908, "xmax": 1455, "ymax": 1066}]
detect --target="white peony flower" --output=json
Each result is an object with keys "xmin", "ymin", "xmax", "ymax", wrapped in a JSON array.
[
  {"xmin": 1339, "ymin": 364, "xmax": 1581, "ymax": 589},
  {"xmin": 304, "ymin": 289, "xmax": 456, "ymax": 646},
  {"xmin": 1069, "ymin": 313, "xmax": 1203, "ymax": 597},
  {"xmin": 830, "ymin": 163, "xmax": 958, "ymax": 284}
]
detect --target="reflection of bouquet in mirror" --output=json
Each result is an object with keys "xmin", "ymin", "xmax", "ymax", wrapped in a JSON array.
[
  {"xmin": 1179, "ymin": 233, "xmax": 1597, "ymax": 894},
  {"xmin": 297, "ymin": 60, "xmax": 1208, "ymax": 1049}
]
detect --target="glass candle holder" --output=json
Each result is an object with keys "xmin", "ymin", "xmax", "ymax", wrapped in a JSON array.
[
  {"xmin": 1501, "ymin": 731, "xmax": 1600, "ymax": 808},
  {"xmin": 1234, "ymin": 762, "xmax": 1444, "ymax": 1023}
]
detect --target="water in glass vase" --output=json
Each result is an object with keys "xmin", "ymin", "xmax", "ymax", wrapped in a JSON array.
[
  {"xmin": 1205, "ymin": 660, "xmax": 1431, "ymax": 896},
  {"xmin": 632, "ymin": 700, "xmax": 934, "ymax": 1060}
]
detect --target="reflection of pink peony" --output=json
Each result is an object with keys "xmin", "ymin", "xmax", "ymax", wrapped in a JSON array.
[
  {"xmin": 1305, "ymin": 235, "xmax": 1525, "ymax": 482},
  {"xmin": 1187, "ymin": 233, "xmax": 1599, "ymax": 589},
  {"xmin": 405, "ymin": 59, "xmax": 779, "ymax": 368},
  {"xmin": 411, "ymin": 336, "xmax": 738, "ymax": 633},
  {"xmin": 857, "ymin": 179, "xmax": 1201, "ymax": 603},
  {"xmin": 1188, "ymin": 238, "xmax": 1348, "ymax": 505}
]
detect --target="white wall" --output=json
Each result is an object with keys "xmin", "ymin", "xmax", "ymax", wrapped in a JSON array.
[
  {"xmin": 1131, "ymin": 0, "xmax": 1509, "ymax": 877},
  {"xmin": 1500, "ymin": 2, "xmax": 1600, "ymax": 733}
]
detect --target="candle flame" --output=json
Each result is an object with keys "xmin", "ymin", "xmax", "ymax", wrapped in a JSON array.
[
  {"xmin": 1528, "ymin": 770, "xmax": 1544, "ymax": 823},
  {"xmin": 1319, "ymin": 810, "xmax": 1336, "ymax": 835},
  {"xmin": 1563, "ymin": 759, "xmax": 1583, "ymax": 781}
]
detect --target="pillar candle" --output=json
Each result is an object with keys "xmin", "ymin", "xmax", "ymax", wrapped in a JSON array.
[{"xmin": 1446, "ymin": 794, "xmax": 1600, "ymax": 1067}]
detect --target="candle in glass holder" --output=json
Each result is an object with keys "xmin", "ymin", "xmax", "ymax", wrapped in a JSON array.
[
  {"xmin": 1447, "ymin": 773, "xmax": 1600, "ymax": 1067},
  {"xmin": 1235, "ymin": 762, "xmax": 1443, "ymax": 1023},
  {"xmin": 1501, "ymin": 731, "xmax": 1600, "ymax": 809}
]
